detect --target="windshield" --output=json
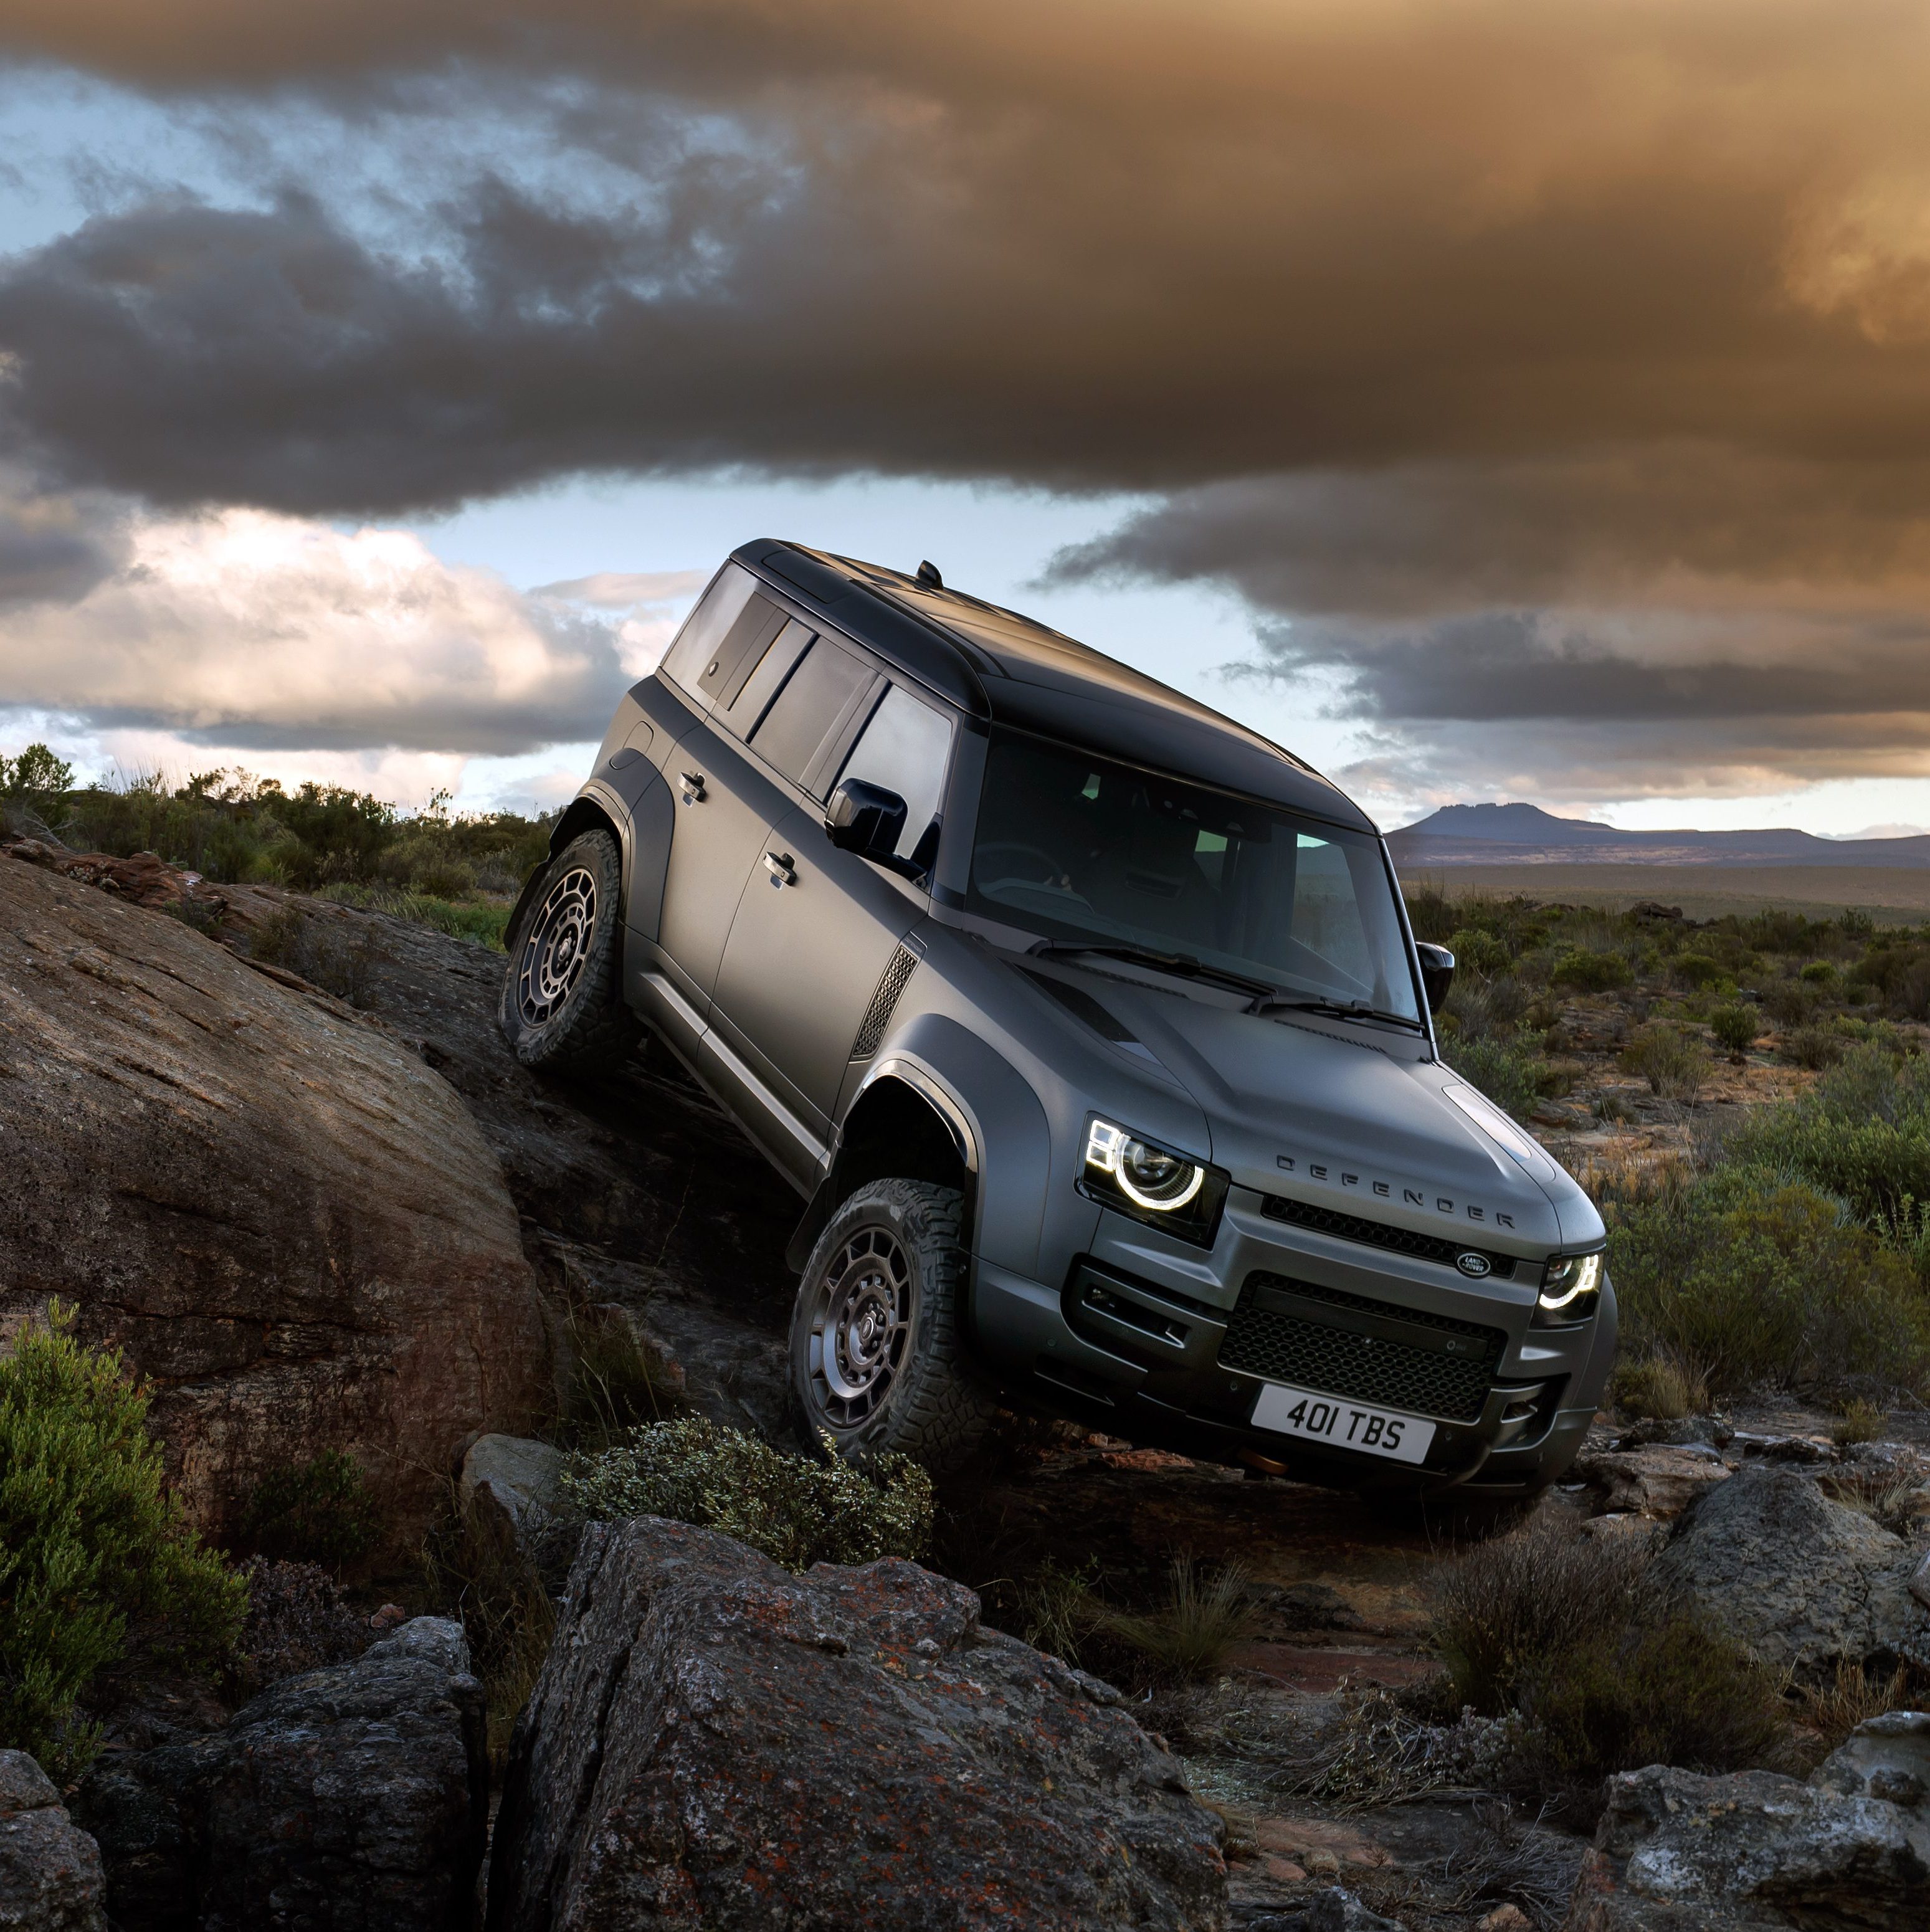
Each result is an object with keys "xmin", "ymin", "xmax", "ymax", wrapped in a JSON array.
[{"xmin": 966, "ymin": 730, "xmax": 1422, "ymax": 1024}]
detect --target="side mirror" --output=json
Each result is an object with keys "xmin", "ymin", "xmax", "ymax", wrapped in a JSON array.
[
  {"xmin": 1415, "ymin": 941, "xmax": 1455, "ymax": 1014},
  {"xmin": 825, "ymin": 778, "xmax": 908, "ymax": 862}
]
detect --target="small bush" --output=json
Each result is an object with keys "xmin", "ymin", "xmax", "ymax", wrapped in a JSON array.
[
  {"xmin": 1800, "ymin": 960, "xmax": 1838, "ymax": 986},
  {"xmin": 1830, "ymin": 1397, "xmax": 1886, "ymax": 1445},
  {"xmin": 1794, "ymin": 1659, "xmax": 1917, "ymax": 1763},
  {"xmin": 560, "ymin": 1304, "xmax": 682, "ymax": 1450},
  {"xmin": 1620, "ymin": 1022, "xmax": 1711, "ymax": 1102},
  {"xmin": 1431, "ymin": 1512, "xmax": 1645, "ymax": 1717},
  {"xmin": 1673, "ymin": 952, "xmax": 1724, "ymax": 988},
  {"xmin": 1513, "ymin": 1614, "xmax": 1787, "ymax": 1801},
  {"xmin": 1784, "ymin": 1021, "xmax": 1848, "ymax": 1070},
  {"xmin": 249, "ymin": 907, "xmax": 383, "ymax": 1005},
  {"xmin": 1447, "ymin": 926, "xmax": 1513, "ymax": 978},
  {"xmin": 1449, "ymin": 1031, "xmax": 1546, "ymax": 1123},
  {"xmin": 1607, "ymin": 1171, "xmax": 1930, "ymax": 1397},
  {"xmin": 1432, "ymin": 1514, "xmax": 1784, "ymax": 1813},
  {"xmin": 241, "ymin": 1450, "xmax": 381, "ymax": 1568},
  {"xmin": 1549, "ymin": 948, "xmax": 1633, "ymax": 994},
  {"xmin": 561, "ymin": 1416, "xmax": 935, "ymax": 1571},
  {"xmin": 0, "ymin": 1305, "xmax": 245, "ymax": 1772},
  {"xmin": 1612, "ymin": 1354, "xmax": 1707, "ymax": 1421},
  {"xmin": 1711, "ymin": 1004, "xmax": 1759, "ymax": 1057},
  {"xmin": 232, "ymin": 1558, "xmax": 373, "ymax": 1693},
  {"xmin": 1763, "ymin": 979, "xmax": 1823, "ymax": 1028}
]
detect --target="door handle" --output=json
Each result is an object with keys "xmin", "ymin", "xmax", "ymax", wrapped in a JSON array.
[
  {"xmin": 763, "ymin": 850, "xmax": 797, "ymax": 888},
  {"xmin": 678, "ymin": 771, "xmax": 706, "ymax": 804}
]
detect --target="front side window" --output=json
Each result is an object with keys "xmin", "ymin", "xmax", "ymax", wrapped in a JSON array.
[
  {"xmin": 966, "ymin": 730, "xmax": 1420, "ymax": 1021},
  {"xmin": 835, "ymin": 684, "xmax": 954, "ymax": 865}
]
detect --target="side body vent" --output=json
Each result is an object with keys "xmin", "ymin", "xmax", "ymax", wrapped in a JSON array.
[{"xmin": 850, "ymin": 946, "xmax": 918, "ymax": 1060}]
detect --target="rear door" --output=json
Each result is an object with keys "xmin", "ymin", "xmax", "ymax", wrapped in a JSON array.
[
  {"xmin": 648, "ymin": 568, "xmax": 793, "ymax": 1015},
  {"xmin": 715, "ymin": 670, "xmax": 956, "ymax": 1133}
]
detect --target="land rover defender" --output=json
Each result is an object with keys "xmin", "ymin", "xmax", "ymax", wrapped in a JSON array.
[{"xmin": 500, "ymin": 541, "xmax": 1615, "ymax": 1493}]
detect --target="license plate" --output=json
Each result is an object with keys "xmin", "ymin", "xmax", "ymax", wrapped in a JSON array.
[{"xmin": 1251, "ymin": 1382, "xmax": 1435, "ymax": 1464}]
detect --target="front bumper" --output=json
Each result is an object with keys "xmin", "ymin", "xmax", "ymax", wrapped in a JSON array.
[{"xmin": 967, "ymin": 1200, "xmax": 1615, "ymax": 1490}]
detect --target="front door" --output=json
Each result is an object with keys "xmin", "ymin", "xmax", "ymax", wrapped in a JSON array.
[{"xmin": 713, "ymin": 677, "xmax": 956, "ymax": 1130}]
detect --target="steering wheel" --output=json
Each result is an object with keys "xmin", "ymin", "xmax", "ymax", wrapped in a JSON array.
[{"xmin": 976, "ymin": 841, "xmax": 1067, "ymax": 883}]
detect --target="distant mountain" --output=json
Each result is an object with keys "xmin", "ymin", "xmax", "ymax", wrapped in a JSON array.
[{"xmin": 1387, "ymin": 801, "xmax": 1930, "ymax": 868}]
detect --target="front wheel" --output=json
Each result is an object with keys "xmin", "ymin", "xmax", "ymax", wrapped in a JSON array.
[
  {"xmin": 498, "ymin": 829, "xmax": 640, "ymax": 1073},
  {"xmin": 789, "ymin": 1180, "xmax": 997, "ymax": 1474}
]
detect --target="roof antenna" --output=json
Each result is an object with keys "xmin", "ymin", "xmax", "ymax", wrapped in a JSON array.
[{"xmin": 916, "ymin": 559, "xmax": 944, "ymax": 588}]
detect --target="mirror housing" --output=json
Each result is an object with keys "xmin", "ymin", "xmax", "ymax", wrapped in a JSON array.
[
  {"xmin": 1415, "ymin": 941, "xmax": 1455, "ymax": 1014},
  {"xmin": 825, "ymin": 778, "xmax": 908, "ymax": 863}
]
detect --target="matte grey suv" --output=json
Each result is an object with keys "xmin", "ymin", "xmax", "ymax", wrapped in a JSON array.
[{"xmin": 502, "ymin": 541, "xmax": 1615, "ymax": 1492}]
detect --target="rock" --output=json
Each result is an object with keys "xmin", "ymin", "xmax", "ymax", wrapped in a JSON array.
[
  {"xmin": 77, "ymin": 1617, "xmax": 486, "ymax": 1932},
  {"xmin": 1616, "ymin": 1414, "xmax": 1734, "ymax": 1449},
  {"xmin": 459, "ymin": 1434, "xmax": 567, "ymax": 1542},
  {"xmin": 1297, "ymin": 1891, "xmax": 1407, "ymax": 1931},
  {"xmin": 2, "ymin": 837, "xmax": 223, "ymax": 915},
  {"xmin": 487, "ymin": 1516, "xmax": 1228, "ymax": 1931},
  {"xmin": 0, "ymin": 1751, "xmax": 107, "ymax": 1932},
  {"xmin": 1478, "ymin": 1909, "xmax": 1531, "ymax": 1932},
  {"xmin": 1562, "ymin": 1761, "xmax": 1930, "ymax": 1931},
  {"xmin": 1813, "ymin": 1711, "xmax": 1930, "ymax": 1811},
  {"xmin": 1575, "ymin": 1444, "xmax": 1731, "ymax": 1518},
  {"xmin": 0, "ymin": 857, "xmax": 549, "ymax": 1549},
  {"xmin": 1913, "ymin": 1551, "xmax": 1930, "ymax": 1614},
  {"xmin": 1650, "ymin": 1464, "xmax": 1930, "ymax": 1673}
]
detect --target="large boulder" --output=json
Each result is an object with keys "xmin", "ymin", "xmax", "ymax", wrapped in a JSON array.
[
  {"xmin": 0, "ymin": 854, "xmax": 550, "ymax": 1547},
  {"xmin": 1562, "ymin": 1754, "xmax": 1930, "ymax": 1931},
  {"xmin": 77, "ymin": 1617, "xmax": 486, "ymax": 1932},
  {"xmin": 487, "ymin": 1517, "xmax": 1228, "ymax": 1931},
  {"xmin": 1573, "ymin": 1444, "xmax": 1731, "ymax": 1520},
  {"xmin": 0, "ymin": 1751, "xmax": 107, "ymax": 1932},
  {"xmin": 1649, "ymin": 1464, "xmax": 1930, "ymax": 1673}
]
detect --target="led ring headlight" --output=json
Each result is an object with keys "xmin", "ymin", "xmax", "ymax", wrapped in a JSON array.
[
  {"xmin": 1085, "ymin": 1119, "xmax": 1205, "ymax": 1211},
  {"xmin": 1538, "ymin": 1250, "xmax": 1602, "ymax": 1313}
]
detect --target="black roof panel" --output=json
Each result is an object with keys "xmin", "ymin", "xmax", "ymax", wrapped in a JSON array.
[{"xmin": 733, "ymin": 540, "xmax": 1374, "ymax": 831}]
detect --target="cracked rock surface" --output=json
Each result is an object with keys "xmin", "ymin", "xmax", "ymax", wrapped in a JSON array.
[{"xmin": 486, "ymin": 1516, "xmax": 1229, "ymax": 1931}]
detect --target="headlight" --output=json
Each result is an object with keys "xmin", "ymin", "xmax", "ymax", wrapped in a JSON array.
[
  {"xmin": 1538, "ymin": 1250, "xmax": 1604, "ymax": 1317},
  {"xmin": 1081, "ymin": 1118, "xmax": 1228, "ymax": 1246}
]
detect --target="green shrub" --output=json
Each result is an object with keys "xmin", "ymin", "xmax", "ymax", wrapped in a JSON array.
[
  {"xmin": 1514, "ymin": 1614, "xmax": 1787, "ymax": 1797},
  {"xmin": 1800, "ymin": 960, "xmax": 1838, "ymax": 986},
  {"xmin": 1447, "ymin": 926, "xmax": 1512, "ymax": 978},
  {"xmin": 1619, "ymin": 1022, "xmax": 1711, "ymax": 1101},
  {"xmin": 1607, "ymin": 1171, "xmax": 1930, "ymax": 1396},
  {"xmin": 1710, "ymin": 1004, "xmax": 1759, "ymax": 1056},
  {"xmin": 241, "ymin": 1450, "xmax": 381, "ymax": 1568},
  {"xmin": 1448, "ymin": 1030, "xmax": 1545, "ymax": 1123},
  {"xmin": 1673, "ymin": 952, "xmax": 1724, "ymax": 988},
  {"xmin": 1762, "ymin": 979, "xmax": 1822, "ymax": 1028},
  {"xmin": 1431, "ymin": 1513, "xmax": 1784, "ymax": 1813},
  {"xmin": 561, "ymin": 1417, "xmax": 934, "ymax": 1570},
  {"xmin": 1549, "ymin": 948, "xmax": 1632, "ymax": 994},
  {"xmin": 1731, "ymin": 1045, "xmax": 1930, "ymax": 1233},
  {"xmin": 0, "ymin": 1306, "xmax": 246, "ymax": 1772}
]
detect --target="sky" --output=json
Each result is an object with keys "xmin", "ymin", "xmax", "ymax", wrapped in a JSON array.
[{"xmin": 6, "ymin": 4, "xmax": 1930, "ymax": 836}]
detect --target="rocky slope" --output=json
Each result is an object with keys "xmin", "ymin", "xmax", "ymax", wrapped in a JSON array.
[{"xmin": 0, "ymin": 851, "xmax": 551, "ymax": 1548}]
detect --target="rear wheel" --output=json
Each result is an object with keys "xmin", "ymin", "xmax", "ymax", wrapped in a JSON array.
[
  {"xmin": 789, "ymin": 1179, "xmax": 996, "ymax": 1474},
  {"xmin": 498, "ymin": 829, "xmax": 640, "ymax": 1072}
]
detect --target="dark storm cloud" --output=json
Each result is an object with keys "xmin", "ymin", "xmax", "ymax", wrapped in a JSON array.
[{"xmin": 11, "ymin": 2, "xmax": 1930, "ymax": 791}]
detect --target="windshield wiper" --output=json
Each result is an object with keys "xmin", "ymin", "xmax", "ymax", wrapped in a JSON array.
[
  {"xmin": 1248, "ymin": 991, "xmax": 1425, "ymax": 1032},
  {"xmin": 1028, "ymin": 940, "xmax": 1278, "ymax": 1001}
]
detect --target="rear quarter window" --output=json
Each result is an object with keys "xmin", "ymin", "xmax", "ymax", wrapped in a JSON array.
[{"xmin": 750, "ymin": 637, "xmax": 878, "ymax": 794}]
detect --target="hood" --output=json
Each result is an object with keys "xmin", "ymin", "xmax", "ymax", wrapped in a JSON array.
[{"xmin": 1057, "ymin": 972, "xmax": 1599, "ymax": 1254}]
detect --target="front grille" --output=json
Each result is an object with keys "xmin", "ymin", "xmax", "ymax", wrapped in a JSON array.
[
  {"xmin": 1219, "ymin": 1273, "xmax": 1505, "ymax": 1422},
  {"xmin": 1262, "ymin": 1194, "xmax": 1517, "ymax": 1280},
  {"xmin": 850, "ymin": 946, "xmax": 918, "ymax": 1060}
]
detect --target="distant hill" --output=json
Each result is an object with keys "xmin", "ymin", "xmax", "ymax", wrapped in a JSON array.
[{"xmin": 1388, "ymin": 801, "xmax": 1930, "ymax": 869}]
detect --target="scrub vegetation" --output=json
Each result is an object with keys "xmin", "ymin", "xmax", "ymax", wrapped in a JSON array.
[
  {"xmin": 4, "ymin": 748, "xmax": 549, "ymax": 949},
  {"xmin": 559, "ymin": 1416, "xmax": 936, "ymax": 1571},
  {"xmin": 1409, "ymin": 885, "xmax": 1930, "ymax": 1407},
  {"xmin": 0, "ymin": 1306, "xmax": 247, "ymax": 1776}
]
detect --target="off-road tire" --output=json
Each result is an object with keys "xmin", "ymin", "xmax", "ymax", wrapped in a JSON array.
[
  {"xmin": 789, "ymin": 1179, "xmax": 997, "ymax": 1475},
  {"xmin": 498, "ymin": 829, "xmax": 640, "ymax": 1073}
]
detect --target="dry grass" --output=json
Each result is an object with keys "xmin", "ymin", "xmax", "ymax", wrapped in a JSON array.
[
  {"xmin": 1820, "ymin": 1467, "xmax": 1929, "ymax": 1538},
  {"xmin": 1091, "ymin": 1554, "xmax": 1258, "ymax": 1685},
  {"xmin": 1830, "ymin": 1396, "xmax": 1888, "ymax": 1445},
  {"xmin": 1794, "ymin": 1659, "xmax": 1918, "ymax": 1763},
  {"xmin": 419, "ymin": 1481, "xmax": 556, "ymax": 1777},
  {"xmin": 560, "ymin": 1302, "xmax": 682, "ymax": 1449},
  {"xmin": 1612, "ymin": 1353, "xmax": 1710, "ymax": 1422}
]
